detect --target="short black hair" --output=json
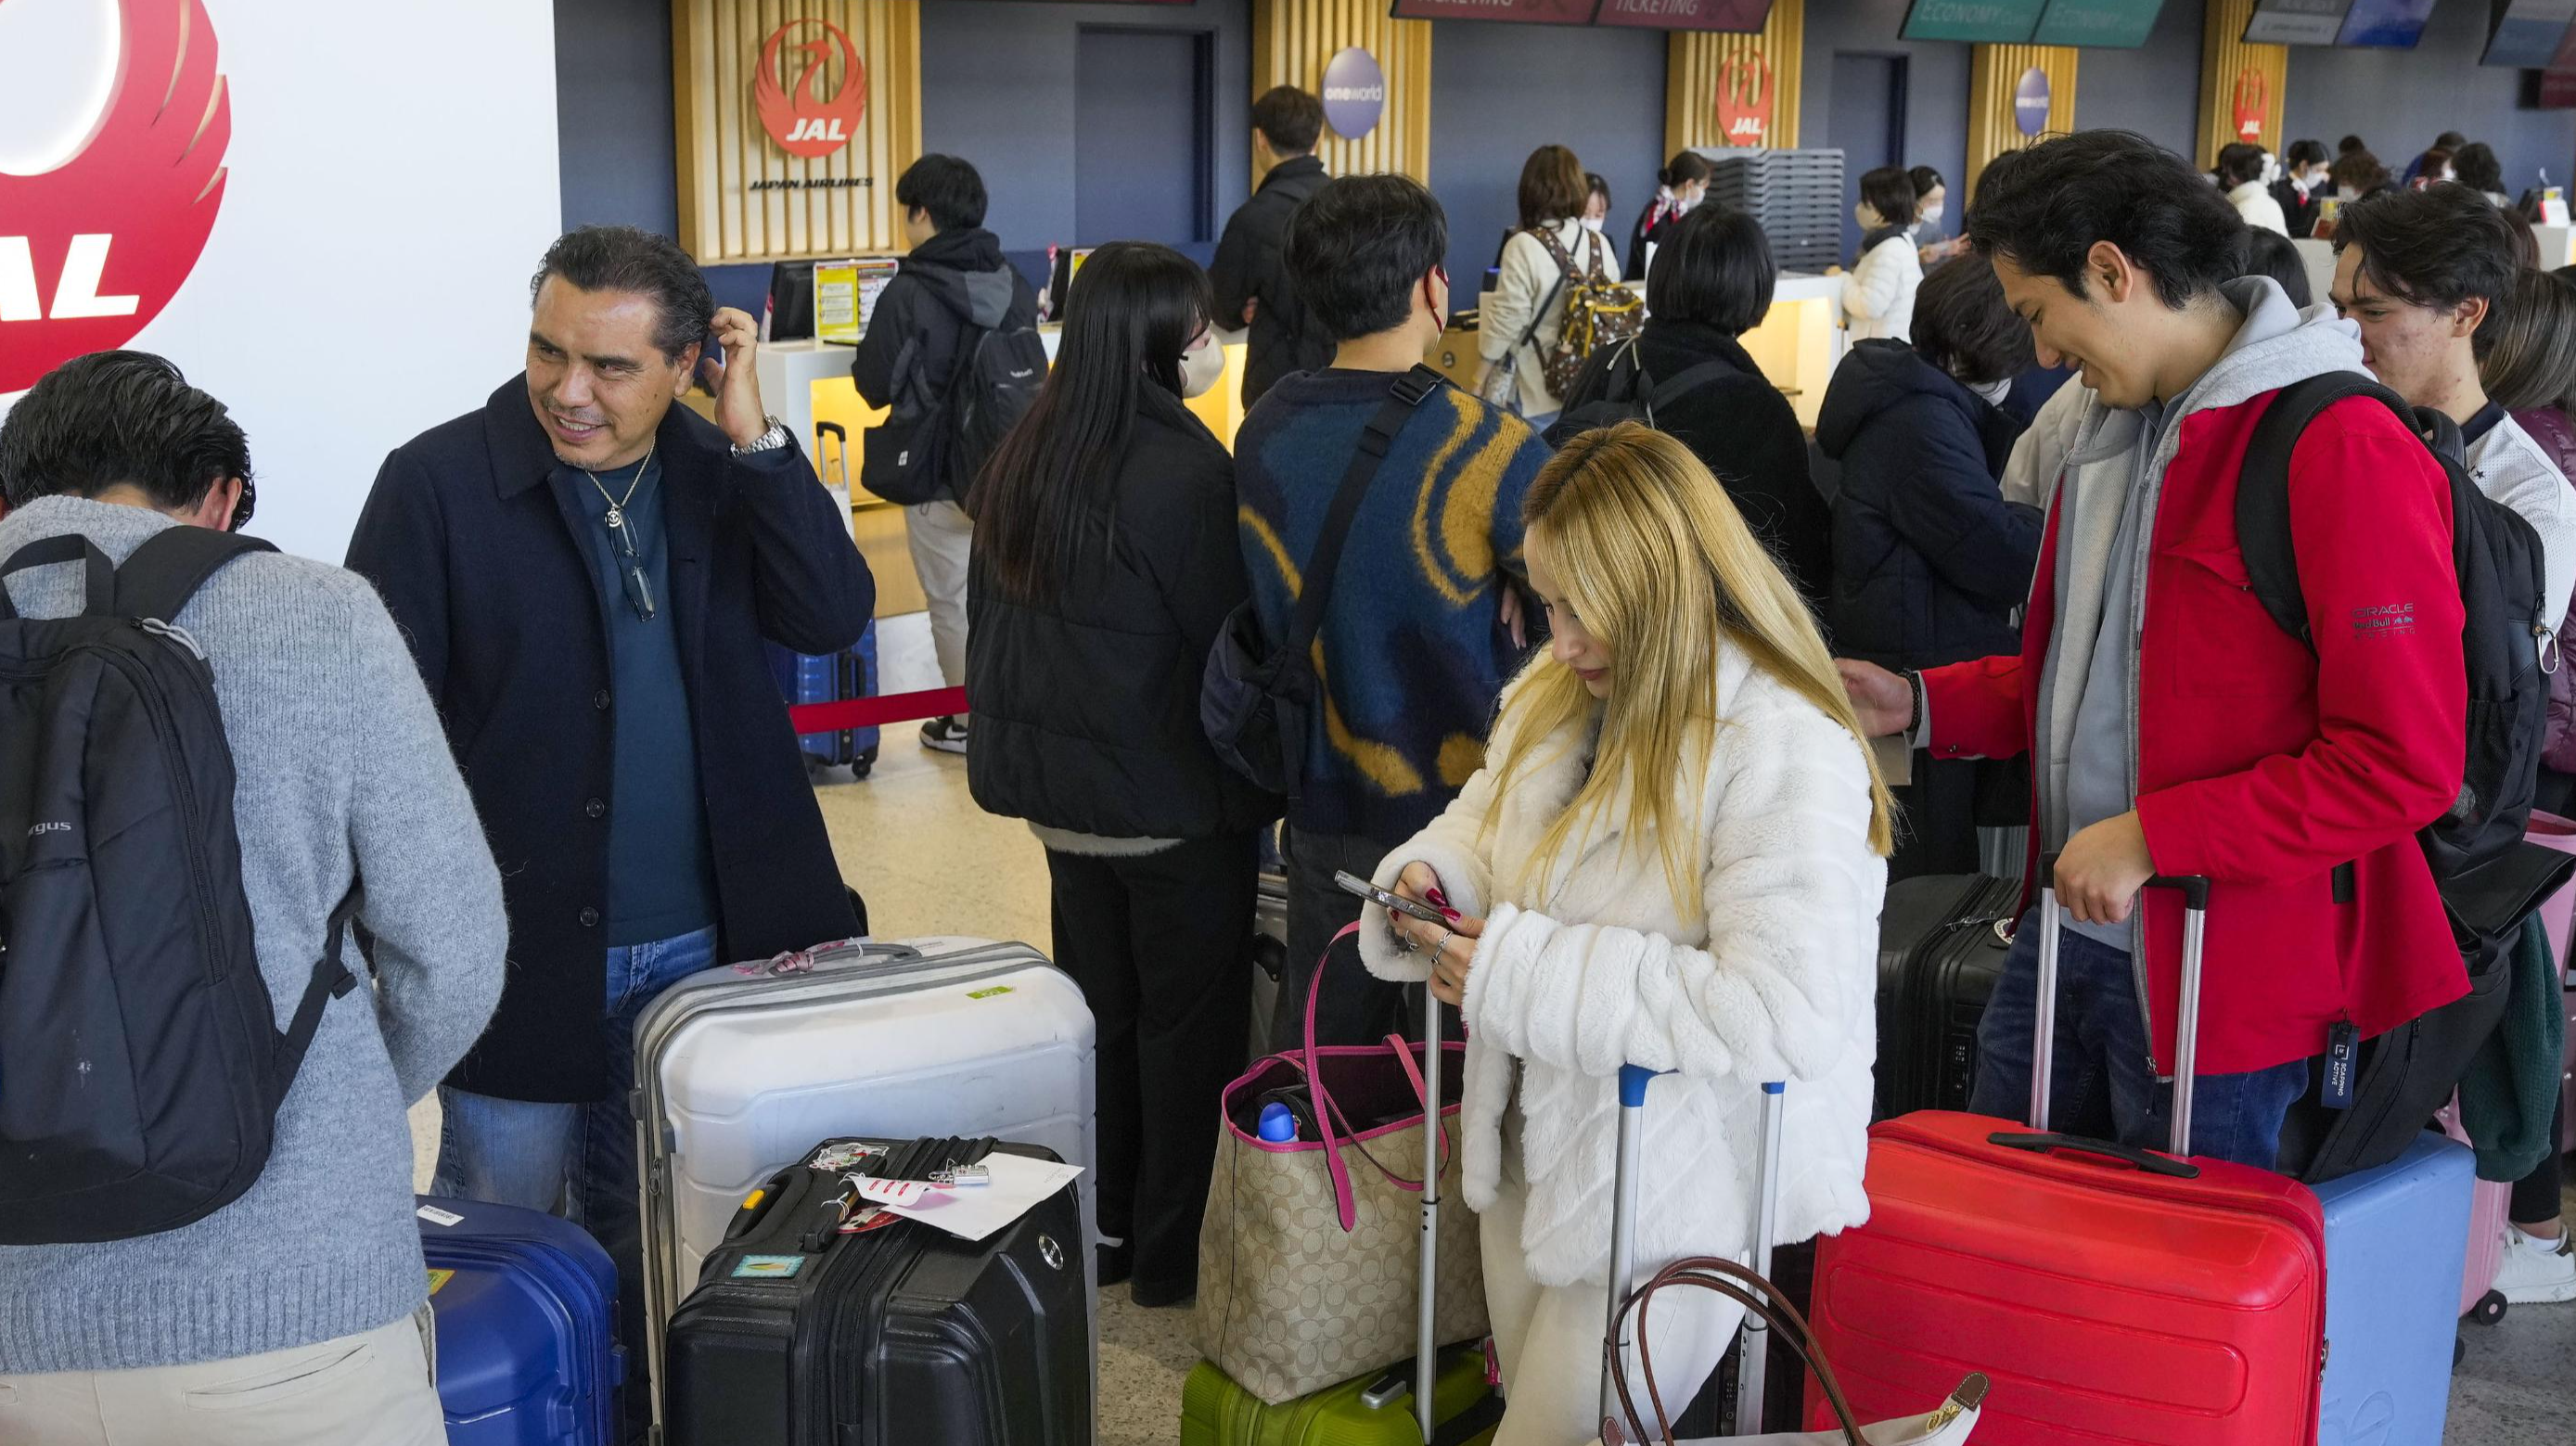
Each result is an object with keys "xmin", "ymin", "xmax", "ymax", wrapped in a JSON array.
[
  {"xmin": 1646, "ymin": 202, "xmax": 1773, "ymax": 336},
  {"xmin": 1251, "ymin": 86, "xmax": 1323, "ymax": 156},
  {"xmin": 1286, "ymin": 174, "xmax": 1448, "ymax": 343},
  {"xmin": 2453, "ymin": 141, "xmax": 2504, "ymax": 195},
  {"xmin": 2288, "ymin": 139, "xmax": 2328, "ymax": 170},
  {"xmin": 1910, "ymin": 165, "xmax": 1946, "ymax": 198},
  {"xmin": 532, "ymin": 225, "xmax": 715, "ymax": 361},
  {"xmin": 0, "ymin": 352, "xmax": 251, "ymax": 514},
  {"xmin": 2216, "ymin": 143, "xmax": 2267, "ymax": 188},
  {"xmin": 2338, "ymin": 134, "xmax": 2367, "ymax": 155},
  {"xmin": 2435, "ymin": 131, "xmax": 2467, "ymax": 151},
  {"xmin": 1967, "ymin": 130, "xmax": 2245, "ymax": 311},
  {"xmin": 1660, "ymin": 151, "xmax": 1714, "ymax": 189},
  {"xmin": 1911, "ymin": 255, "xmax": 2034, "ymax": 386},
  {"xmin": 896, "ymin": 153, "xmax": 988, "ymax": 233},
  {"xmin": 1859, "ymin": 167, "xmax": 1916, "ymax": 227},
  {"xmin": 2240, "ymin": 228, "xmax": 2313, "ymax": 309},
  {"xmin": 1586, "ymin": 172, "xmax": 1612, "ymax": 210},
  {"xmin": 2334, "ymin": 185, "xmax": 2519, "ymax": 315}
]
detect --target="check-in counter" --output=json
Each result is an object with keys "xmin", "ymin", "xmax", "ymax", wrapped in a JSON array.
[{"xmin": 1429, "ymin": 272, "xmax": 1848, "ymax": 430}]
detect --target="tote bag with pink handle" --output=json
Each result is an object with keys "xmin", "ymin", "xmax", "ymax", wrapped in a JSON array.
[{"xmin": 1192, "ymin": 925, "xmax": 1488, "ymax": 1404}]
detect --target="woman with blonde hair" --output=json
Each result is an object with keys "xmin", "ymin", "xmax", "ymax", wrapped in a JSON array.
[{"xmin": 1354, "ymin": 423, "xmax": 1892, "ymax": 1441}]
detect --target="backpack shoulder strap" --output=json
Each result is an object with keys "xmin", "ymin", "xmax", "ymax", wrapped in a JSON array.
[
  {"xmin": 1645, "ymin": 360, "xmax": 1737, "ymax": 418},
  {"xmin": 113, "ymin": 528, "xmax": 278, "ymax": 623},
  {"xmin": 2236, "ymin": 372, "xmax": 2413, "ymax": 647},
  {"xmin": 1279, "ymin": 365, "xmax": 1447, "ymax": 662}
]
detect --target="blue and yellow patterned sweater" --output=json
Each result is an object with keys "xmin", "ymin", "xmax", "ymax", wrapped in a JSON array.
[{"xmin": 1236, "ymin": 368, "xmax": 1553, "ymax": 843}]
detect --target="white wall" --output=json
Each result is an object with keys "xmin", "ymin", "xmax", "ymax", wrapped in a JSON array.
[{"xmin": 0, "ymin": 0, "xmax": 561, "ymax": 563}]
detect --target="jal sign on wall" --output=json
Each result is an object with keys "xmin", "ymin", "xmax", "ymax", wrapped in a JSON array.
[
  {"xmin": 1321, "ymin": 46, "xmax": 1384, "ymax": 139},
  {"xmin": 756, "ymin": 18, "xmax": 868, "ymax": 158},
  {"xmin": 2232, "ymin": 66, "xmax": 2268, "ymax": 142},
  {"xmin": 1716, "ymin": 50, "xmax": 1774, "ymax": 147},
  {"xmin": 2, "ymin": 0, "xmax": 230, "ymax": 394},
  {"xmin": 2014, "ymin": 66, "xmax": 2052, "ymax": 136}
]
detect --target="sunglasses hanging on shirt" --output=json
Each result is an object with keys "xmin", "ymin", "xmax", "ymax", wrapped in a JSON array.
[{"xmin": 582, "ymin": 444, "xmax": 658, "ymax": 622}]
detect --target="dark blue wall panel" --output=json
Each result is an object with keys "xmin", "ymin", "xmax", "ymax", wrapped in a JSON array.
[
  {"xmin": 2071, "ymin": 0, "xmax": 2206, "ymax": 161},
  {"xmin": 1797, "ymin": 0, "xmax": 1973, "ymax": 251},
  {"xmin": 1425, "ymin": 19, "xmax": 1669, "ymax": 295},
  {"xmin": 555, "ymin": 0, "xmax": 681, "ymax": 237}
]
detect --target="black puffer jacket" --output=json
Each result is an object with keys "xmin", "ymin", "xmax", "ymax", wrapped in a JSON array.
[
  {"xmin": 966, "ymin": 385, "xmax": 1279, "ymax": 839},
  {"xmin": 1211, "ymin": 156, "xmax": 1333, "ymax": 408},
  {"xmin": 1561, "ymin": 319, "xmax": 1828, "ymax": 599},
  {"xmin": 1818, "ymin": 339, "xmax": 2041, "ymax": 672}
]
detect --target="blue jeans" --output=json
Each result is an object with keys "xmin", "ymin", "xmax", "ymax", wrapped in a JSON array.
[
  {"xmin": 432, "ymin": 926, "xmax": 714, "ymax": 1440},
  {"xmin": 1967, "ymin": 908, "xmax": 2309, "ymax": 1171}
]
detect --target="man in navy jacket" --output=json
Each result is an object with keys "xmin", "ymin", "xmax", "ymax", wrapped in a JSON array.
[{"xmin": 346, "ymin": 227, "xmax": 871, "ymax": 1423}]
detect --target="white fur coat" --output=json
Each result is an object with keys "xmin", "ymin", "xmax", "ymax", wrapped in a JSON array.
[{"xmin": 1357, "ymin": 646, "xmax": 1886, "ymax": 1289}]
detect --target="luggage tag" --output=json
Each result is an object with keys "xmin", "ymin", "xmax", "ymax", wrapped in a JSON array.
[
  {"xmin": 2322, "ymin": 1020, "xmax": 2359, "ymax": 1110},
  {"xmin": 809, "ymin": 1141, "xmax": 885, "ymax": 1171}
]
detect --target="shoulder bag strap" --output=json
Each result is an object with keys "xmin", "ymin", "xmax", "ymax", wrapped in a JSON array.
[
  {"xmin": 113, "ymin": 527, "xmax": 278, "ymax": 622},
  {"xmin": 1512, "ymin": 228, "xmax": 1574, "ymax": 352},
  {"xmin": 2236, "ymin": 372, "xmax": 2409, "ymax": 649},
  {"xmin": 1275, "ymin": 365, "xmax": 1447, "ymax": 667},
  {"xmin": 1642, "ymin": 360, "xmax": 1737, "ymax": 426}
]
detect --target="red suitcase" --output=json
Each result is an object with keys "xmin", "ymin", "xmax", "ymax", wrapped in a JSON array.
[{"xmin": 1806, "ymin": 865, "xmax": 2328, "ymax": 1446}]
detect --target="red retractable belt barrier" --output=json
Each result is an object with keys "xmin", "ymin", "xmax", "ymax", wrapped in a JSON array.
[{"xmin": 788, "ymin": 686, "xmax": 967, "ymax": 734}]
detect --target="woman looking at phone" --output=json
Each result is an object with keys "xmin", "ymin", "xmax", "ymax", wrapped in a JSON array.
[
  {"xmin": 1353, "ymin": 423, "xmax": 1891, "ymax": 1441},
  {"xmin": 963, "ymin": 241, "xmax": 1272, "ymax": 1308}
]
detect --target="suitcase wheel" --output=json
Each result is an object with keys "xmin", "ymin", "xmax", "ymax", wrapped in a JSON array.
[
  {"xmin": 2455, "ymin": 1334, "xmax": 2468, "ymax": 1369},
  {"xmin": 2468, "ymin": 1289, "xmax": 2508, "ymax": 1326}
]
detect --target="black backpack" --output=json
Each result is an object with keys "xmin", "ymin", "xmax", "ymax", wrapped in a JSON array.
[
  {"xmin": 2237, "ymin": 374, "xmax": 2565, "ymax": 933},
  {"xmin": 1543, "ymin": 340, "xmax": 1732, "ymax": 450},
  {"xmin": 863, "ymin": 314, "xmax": 1048, "ymax": 508},
  {"xmin": 0, "ymin": 529, "xmax": 357, "ymax": 1245}
]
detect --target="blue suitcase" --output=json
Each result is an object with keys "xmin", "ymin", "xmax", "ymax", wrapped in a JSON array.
[
  {"xmin": 766, "ymin": 624, "xmax": 879, "ymax": 776},
  {"xmin": 2310, "ymin": 1131, "xmax": 2475, "ymax": 1446},
  {"xmin": 417, "ymin": 1195, "xmax": 624, "ymax": 1446}
]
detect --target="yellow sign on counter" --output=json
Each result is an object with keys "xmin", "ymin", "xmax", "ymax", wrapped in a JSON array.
[{"xmin": 814, "ymin": 258, "xmax": 900, "ymax": 346}]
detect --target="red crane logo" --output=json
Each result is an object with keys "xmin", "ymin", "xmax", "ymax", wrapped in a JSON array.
[
  {"xmin": 754, "ymin": 19, "xmax": 868, "ymax": 160},
  {"xmin": 1, "ymin": 0, "xmax": 231, "ymax": 394}
]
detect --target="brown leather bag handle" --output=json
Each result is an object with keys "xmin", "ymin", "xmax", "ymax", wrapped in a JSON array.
[{"xmin": 1606, "ymin": 1256, "xmax": 1865, "ymax": 1446}]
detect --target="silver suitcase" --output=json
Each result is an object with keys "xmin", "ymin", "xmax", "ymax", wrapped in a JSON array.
[{"xmin": 632, "ymin": 936, "xmax": 1098, "ymax": 1401}]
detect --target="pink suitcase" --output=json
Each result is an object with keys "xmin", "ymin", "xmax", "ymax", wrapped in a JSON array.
[{"xmin": 2436, "ymin": 1100, "xmax": 2511, "ymax": 1325}]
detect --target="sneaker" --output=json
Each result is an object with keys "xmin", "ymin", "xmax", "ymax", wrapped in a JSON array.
[
  {"xmin": 2494, "ymin": 1222, "xmax": 2576, "ymax": 1304},
  {"xmin": 920, "ymin": 714, "xmax": 969, "ymax": 755}
]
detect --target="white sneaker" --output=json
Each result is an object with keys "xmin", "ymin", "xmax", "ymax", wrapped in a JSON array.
[{"xmin": 2494, "ymin": 1222, "xmax": 2576, "ymax": 1304}]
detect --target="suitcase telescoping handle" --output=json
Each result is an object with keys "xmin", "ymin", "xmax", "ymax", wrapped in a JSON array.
[
  {"xmin": 1416, "ymin": 986, "xmax": 1443, "ymax": 1445},
  {"xmin": 2031, "ymin": 852, "xmax": 2211, "ymax": 1156},
  {"xmin": 1599, "ymin": 1068, "xmax": 1786, "ymax": 1438}
]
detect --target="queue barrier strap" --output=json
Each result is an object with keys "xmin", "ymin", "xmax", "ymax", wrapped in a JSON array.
[{"xmin": 788, "ymin": 686, "xmax": 967, "ymax": 734}]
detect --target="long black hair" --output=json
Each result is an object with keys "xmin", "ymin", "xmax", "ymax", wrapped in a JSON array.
[{"xmin": 969, "ymin": 241, "xmax": 1211, "ymax": 603}]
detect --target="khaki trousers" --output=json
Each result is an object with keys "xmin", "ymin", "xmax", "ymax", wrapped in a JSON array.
[{"xmin": 0, "ymin": 1310, "xmax": 443, "ymax": 1446}]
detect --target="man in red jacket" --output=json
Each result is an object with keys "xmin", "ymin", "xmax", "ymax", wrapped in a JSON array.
[{"xmin": 1841, "ymin": 131, "xmax": 2469, "ymax": 1170}]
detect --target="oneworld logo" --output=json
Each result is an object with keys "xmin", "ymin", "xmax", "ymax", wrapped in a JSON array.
[{"xmin": 0, "ymin": 0, "xmax": 232, "ymax": 394}]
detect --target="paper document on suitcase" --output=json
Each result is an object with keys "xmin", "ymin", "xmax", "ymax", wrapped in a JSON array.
[{"xmin": 865, "ymin": 1153, "xmax": 1086, "ymax": 1241}]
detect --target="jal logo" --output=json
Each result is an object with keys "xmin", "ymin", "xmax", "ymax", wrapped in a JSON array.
[
  {"xmin": 755, "ymin": 18, "xmax": 867, "ymax": 159},
  {"xmin": 2232, "ymin": 67, "xmax": 2268, "ymax": 144},
  {"xmin": 0, "ymin": 0, "xmax": 232, "ymax": 395},
  {"xmin": 1716, "ymin": 51, "xmax": 1772, "ymax": 147}
]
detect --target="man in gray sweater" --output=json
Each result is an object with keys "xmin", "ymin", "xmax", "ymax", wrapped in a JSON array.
[{"xmin": 0, "ymin": 352, "xmax": 506, "ymax": 1446}]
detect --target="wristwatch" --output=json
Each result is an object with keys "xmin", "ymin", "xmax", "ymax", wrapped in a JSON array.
[{"xmin": 734, "ymin": 415, "xmax": 791, "ymax": 455}]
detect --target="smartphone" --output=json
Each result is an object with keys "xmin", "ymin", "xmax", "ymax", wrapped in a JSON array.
[{"xmin": 1334, "ymin": 869, "xmax": 1449, "ymax": 926}]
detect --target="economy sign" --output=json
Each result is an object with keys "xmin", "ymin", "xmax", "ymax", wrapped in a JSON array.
[
  {"xmin": 1902, "ymin": 0, "xmax": 2046, "ymax": 44},
  {"xmin": 2031, "ymin": 0, "xmax": 2168, "ymax": 48}
]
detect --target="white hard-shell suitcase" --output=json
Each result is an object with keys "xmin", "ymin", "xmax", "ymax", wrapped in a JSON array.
[{"xmin": 632, "ymin": 936, "xmax": 1098, "ymax": 1385}]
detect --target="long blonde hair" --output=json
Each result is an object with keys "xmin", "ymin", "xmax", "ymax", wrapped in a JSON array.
[{"xmin": 1486, "ymin": 423, "xmax": 1896, "ymax": 925}]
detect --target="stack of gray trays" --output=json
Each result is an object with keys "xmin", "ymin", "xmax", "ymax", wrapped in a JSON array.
[{"xmin": 1699, "ymin": 147, "xmax": 1846, "ymax": 275}]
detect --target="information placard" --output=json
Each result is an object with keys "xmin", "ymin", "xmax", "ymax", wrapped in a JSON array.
[
  {"xmin": 2031, "ymin": 0, "xmax": 2168, "ymax": 47},
  {"xmin": 2244, "ymin": 0, "xmax": 2353, "ymax": 45},
  {"xmin": 1901, "ymin": 0, "xmax": 2047, "ymax": 43},
  {"xmin": 2337, "ymin": 0, "xmax": 2440, "ymax": 46},
  {"xmin": 1593, "ymin": 0, "xmax": 1774, "ymax": 31},
  {"xmin": 1388, "ymin": 0, "xmax": 1599, "ymax": 22},
  {"xmin": 2487, "ymin": 0, "xmax": 2576, "ymax": 67}
]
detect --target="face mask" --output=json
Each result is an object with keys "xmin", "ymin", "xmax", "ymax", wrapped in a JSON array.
[
  {"xmin": 1581, "ymin": 216, "xmax": 1606, "ymax": 233},
  {"xmin": 1855, "ymin": 200, "xmax": 1883, "ymax": 230},
  {"xmin": 1179, "ymin": 336, "xmax": 1224, "ymax": 399},
  {"xmin": 1920, "ymin": 204, "xmax": 1945, "ymax": 228}
]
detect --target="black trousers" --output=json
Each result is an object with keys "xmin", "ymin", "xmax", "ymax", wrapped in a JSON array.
[
  {"xmin": 1271, "ymin": 826, "xmax": 1412, "ymax": 1052},
  {"xmin": 1046, "ymin": 831, "xmax": 1259, "ymax": 1295}
]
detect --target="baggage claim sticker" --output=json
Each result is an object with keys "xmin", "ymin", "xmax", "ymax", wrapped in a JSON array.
[{"xmin": 732, "ymin": 1255, "xmax": 808, "ymax": 1280}]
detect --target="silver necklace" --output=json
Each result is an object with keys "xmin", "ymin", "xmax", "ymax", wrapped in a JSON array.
[{"xmin": 581, "ymin": 441, "xmax": 659, "ymax": 621}]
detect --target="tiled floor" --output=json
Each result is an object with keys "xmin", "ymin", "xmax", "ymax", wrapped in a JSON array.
[{"xmin": 408, "ymin": 616, "xmax": 2576, "ymax": 1443}]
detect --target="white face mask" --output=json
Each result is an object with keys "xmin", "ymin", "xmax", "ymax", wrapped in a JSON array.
[
  {"xmin": 1179, "ymin": 334, "xmax": 1224, "ymax": 400},
  {"xmin": 1581, "ymin": 215, "xmax": 1606, "ymax": 233},
  {"xmin": 1920, "ymin": 203, "xmax": 1945, "ymax": 228}
]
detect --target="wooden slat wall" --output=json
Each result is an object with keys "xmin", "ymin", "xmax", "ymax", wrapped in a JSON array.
[
  {"xmin": 2198, "ymin": 0, "xmax": 2285, "ymax": 169},
  {"xmin": 1250, "ymin": 0, "xmax": 1431, "ymax": 186},
  {"xmin": 672, "ymin": 0, "xmax": 924, "ymax": 264},
  {"xmin": 1967, "ymin": 45, "xmax": 2077, "ymax": 205},
  {"xmin": 1665, "ymin": 0, "xmax": 1804, "ymax": 157}
]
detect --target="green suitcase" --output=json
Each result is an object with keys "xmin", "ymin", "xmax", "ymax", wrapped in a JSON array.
[{"xmin": 1178, "ymin": 1347, "xmax": 1500, "ymax": 1446}]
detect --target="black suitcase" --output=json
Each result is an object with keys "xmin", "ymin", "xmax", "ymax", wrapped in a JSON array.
[
  {"xmin": 1872, "ymin": 873, "xmax": 2021, "ymax": 1120},
  {"xmin": 663, "ymin": 1135, "xmax": 1091, "ymax": 1446}
]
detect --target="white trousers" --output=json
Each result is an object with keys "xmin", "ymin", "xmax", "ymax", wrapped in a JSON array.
[
  {"xmin": 1481, "ymin": 1179, "xmax": 1743, "ymax": 1446},
  {"xmin": 0, "ymin": 1310, "xmax": 443, "ymax": 1446},
  {"xmin": 905, "ymin": 499, "xmax": 974, "ymax": 689}
]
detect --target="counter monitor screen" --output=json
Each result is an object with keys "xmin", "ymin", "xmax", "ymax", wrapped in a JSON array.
[
  {"xmin": 2244, "ymin": 0, "xmax": 2353, "ymax": 44},
  {"xmin": 2032, "ymin": 0, "xmax": 2169, "ymax": 47},
  {"xmin": 2336, "ymin": 0, "xmax": 2439, "ymax": 46},
  {"xmin": 1901, "ymin": 0, "xmax": 2046, "ymax": 43},
  {"xmin": 2484, "ymin": 0, "xmax": 2576, "ymax": 67}
]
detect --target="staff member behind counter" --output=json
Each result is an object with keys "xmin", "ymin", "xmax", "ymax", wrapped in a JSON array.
[{"xmin": 347, "ymin": 225, "xmax": 873, "ymax": 1434}]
